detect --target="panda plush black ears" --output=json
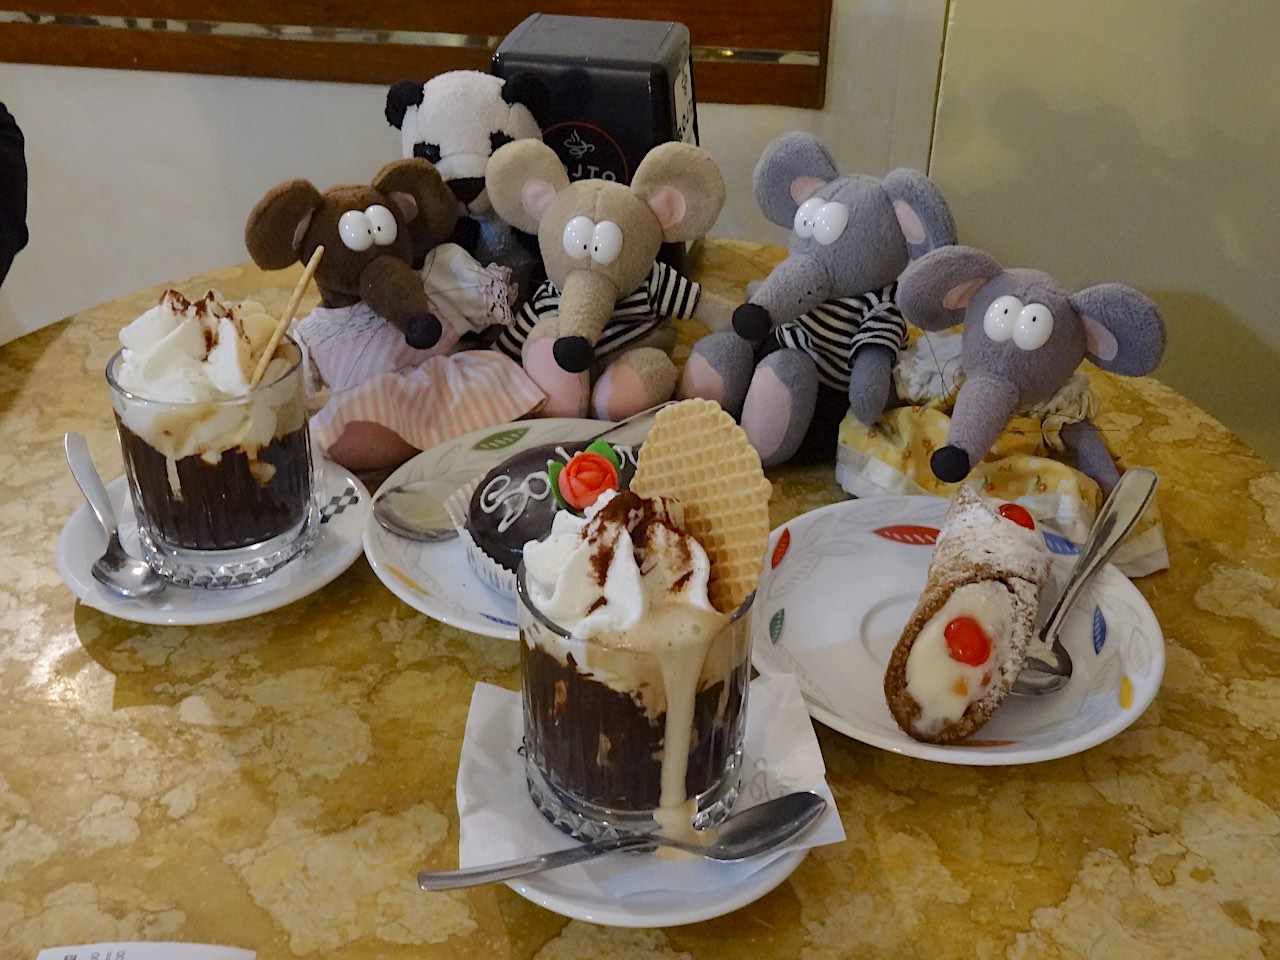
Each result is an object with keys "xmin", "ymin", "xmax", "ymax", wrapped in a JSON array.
[
  {"xmin": 384, "ymin": 79, "xmax": 424, "ymax": 130},
  {"xmin": 499, "ymin": 72, "xmax": 550, "ymax": 127}
]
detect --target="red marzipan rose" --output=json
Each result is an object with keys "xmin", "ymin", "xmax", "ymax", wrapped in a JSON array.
[{"xmin": 557, "ymin": 452, "xmax": 619, "ymax": 511}]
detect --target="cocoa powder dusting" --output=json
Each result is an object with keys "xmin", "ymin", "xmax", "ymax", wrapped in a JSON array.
[
  {"xmin": 587, "ymin": 491, "xmax": 643, "ymax": 587},
  {"xmin": 581, "ymin": 490, "xmax": 698, "ymax": 592}
]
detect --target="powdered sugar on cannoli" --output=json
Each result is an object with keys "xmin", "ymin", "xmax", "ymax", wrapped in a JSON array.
[{"xmin": 928, "ymin": 489, "xmax": 1050, "ymax": 586}]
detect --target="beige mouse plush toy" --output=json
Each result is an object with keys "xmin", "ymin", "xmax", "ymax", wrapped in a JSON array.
[{"xmin": 485, "ymin": 139, "xmax": 732, "ymax": 419}]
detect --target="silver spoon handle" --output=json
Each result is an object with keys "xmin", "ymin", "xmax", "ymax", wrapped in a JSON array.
[
  {"xmin": 585, "ymin": 401, "xmax": 675, "ymax": 444},
  {"xmin": 1040, "ymin": 467, "xmax": 1158, "ymax": 642},
  {"xmin": 65, "ymin": 432, "xmax": 119, "ymax": 539},
  {"xmin": 418, "ymin": 835, "xmax": 653, "ymax": 890}
]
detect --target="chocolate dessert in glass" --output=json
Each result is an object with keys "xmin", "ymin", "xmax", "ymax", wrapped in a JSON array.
[
  {"xmin": 517, "ymin": 488, "xmax": 753, "ymax": 841},
  {"xmin": 106, "ymin": 291, "xmax": 317, "ymax": 588}
]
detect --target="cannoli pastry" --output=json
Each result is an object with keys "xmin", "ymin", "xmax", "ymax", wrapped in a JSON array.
[{"xmin": 884, "ymin": 486, "xmax": 1051, "ymax": 744}]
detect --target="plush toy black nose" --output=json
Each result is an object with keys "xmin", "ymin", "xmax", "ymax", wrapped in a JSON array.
[
  {"xmin": 553, "ymin": 336, "xmax": 594, "ymax": 373},
  {"xmin": 449, "ymin": 177, "xmax": 485, "ymax": 206},
  {"xmin": 931, "ymin": 445, "xmax": 972, "ymax": 483},
  {"xmin": 404, "ymin": 314, "xmax": 442, "ymax": 350},
  {"xmin": 732, "ymin": 303, "xmax": 772, "ymax": 342}
]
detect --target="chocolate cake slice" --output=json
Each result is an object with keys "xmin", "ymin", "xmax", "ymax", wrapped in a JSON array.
[{"xmin": 467, "ymin": 441, "xmax": 637, "ymax": 575}]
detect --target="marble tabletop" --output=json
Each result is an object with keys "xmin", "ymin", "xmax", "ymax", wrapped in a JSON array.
[{"xmin": 2, "ymin": 239, "xmax": 1278, "ymax": 958}]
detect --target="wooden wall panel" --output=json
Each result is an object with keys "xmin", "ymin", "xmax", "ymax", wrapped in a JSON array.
[{"xmin": 1, "ymin": 1, "xmax": 831, "ymax": 108}]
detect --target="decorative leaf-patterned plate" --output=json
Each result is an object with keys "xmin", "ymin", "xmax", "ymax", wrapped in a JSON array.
[
  {"xmin": 752, "ymin": 496, "xmax": 1164, "ymax": 765},
  {"xmin": 363, "ymin": 418, "xmax": 653, "ymax": 639}
]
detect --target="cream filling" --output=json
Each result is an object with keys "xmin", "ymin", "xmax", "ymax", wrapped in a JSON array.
[
  {"xmin": 904, "ymin": 581, "xmax": 1014, "ymax": 736},
  {"xmin": 590, "ymin": 602, "xmax": 730, "ymax": 822}
]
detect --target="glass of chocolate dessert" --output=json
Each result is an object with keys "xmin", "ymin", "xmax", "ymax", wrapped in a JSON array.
[
  {"xmin": 516, "ymin": 489, "xmax": 753, "ymax": 841},
  {"xmin": 106, "ymin": 291, "xmax": 317, "ymax": 588}
]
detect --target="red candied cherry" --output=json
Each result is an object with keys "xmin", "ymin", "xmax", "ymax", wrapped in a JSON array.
[
  {"xmin": 944, "ymin": 616, "xmax": 992, "ymax": 667},
  {"xmin": 998, "ymin": 502, "xmax": 1036, "ymax": 530}
]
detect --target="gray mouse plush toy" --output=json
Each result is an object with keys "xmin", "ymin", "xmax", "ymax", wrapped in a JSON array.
[
  {"xmin": 897, "ymin": 244, "xmax": 1166, "ymax": 493},
  {"xmin": 680, "ymin": 132, "xmax": 956, "ymax": 466}
]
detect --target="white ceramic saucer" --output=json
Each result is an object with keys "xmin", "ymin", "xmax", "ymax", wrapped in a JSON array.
[
  {"xmin": 506, "ymin": 848, "xmax": 807, "ymax": 927},
  {"xmin": 362, "ymin": 417, "xmax": 653, "ymax": 640},
  {"xmin": 751, "ymin": 496, "xmax": 1165, "ymax": 765},
  {"xmin": 56, "ymin": 464, "xmax": 369, "ymax": 625}
]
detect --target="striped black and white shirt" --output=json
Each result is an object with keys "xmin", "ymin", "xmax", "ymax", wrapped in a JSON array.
[
  {"xmin": 769, "ymin": 284, "xmax": 906, "ymax": 391},
  {"xmin": 493, "ymin": 261, "xmax": 701, "ymax": 362}
]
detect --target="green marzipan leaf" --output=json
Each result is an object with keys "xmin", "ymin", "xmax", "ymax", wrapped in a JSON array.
[
  {"xmin": 584, "ymin": 439, "xmax": 622, "ymax": 469},
  {"xmin": 473, "ymin": 427, "xmax": 528, "ymax": 451},
  {"xmin": 547, "ymin": 461, "xmax": 570, "ymax": 511},
  {"xmin": 769, "ymin": 609, "xmax": 785, "ymax": 644}
]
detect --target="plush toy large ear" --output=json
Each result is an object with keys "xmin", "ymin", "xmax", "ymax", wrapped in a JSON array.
[
  {"xmin": 384, "ymin": 79, "xmax": 425, "ymax": 130},
  {"xmin": 501, "ymin": 72, "xmax": 551, "ymax": 127},
  {"xmin": 880, "ymin": 168, "xmax": 957, "ymax": 261},
  {"xmin": 485, "ymin": 139, "xmax": 570, "ymax": 235},
  {"xmin": 372, "ymin": 157, "xmax": 458, "ymax": 247},
  {"xmin": 897, "ymin": 244, "xmax": 1003, "ymax": 331},
  {"xmin": 752, "ymin": 132, "xmax": 840, "ymax": 228},
  {"xmin": 630, "ymin": 142, "xmax": 725, "ymax": 243},
  {"xmin": 245, "ymin": 179, "xmax": 323, "ymax": 270},
  {"xmin": 1069, "ymin": 283, "xmax": 1166, "ymax": 376}
]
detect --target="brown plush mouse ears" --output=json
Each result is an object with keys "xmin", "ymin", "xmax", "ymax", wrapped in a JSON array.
[
  {"xmin": 244, "ymin": 158, "xmax": 458, "ymax": 271},
  {"xmin": 245, "ymin": 180, "xmax": 323, "ymax": 270},
  {"xmin": 371, "ymin": 158, "xmax": 459, "ymax": 249}
]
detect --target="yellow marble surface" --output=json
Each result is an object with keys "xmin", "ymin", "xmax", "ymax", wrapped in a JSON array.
[{"xmin": 2, "ymin": 239, "xmax": 1278, "ymax": 958}]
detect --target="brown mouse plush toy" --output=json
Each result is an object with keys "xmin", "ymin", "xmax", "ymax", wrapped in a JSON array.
[
  {"xmin": 247, "ymin": 158, "xmax": 458, "ymax": 351},
  {"xmin": 245, "ymin": 158, "xmax": 544, "ymax": 472},
  {"xmin": 484, "ymin": 139, "xmax": 733, "ymax": 420}
]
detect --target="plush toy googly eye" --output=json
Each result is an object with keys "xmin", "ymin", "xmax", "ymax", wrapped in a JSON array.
[
  {"xmin": 983, "ymin": 295, "xmax": 1022, "ymax": 342},
  {"xmin": 338, "ymin": 209, "xmax": 375, "ymax": 252},
  {"xmin": 365, "ymin": 205, "xmax": 399, "ymax": 246},
  {"xmin": 562, "ymin": 216, "xmax": 594, "ymax": 259},
  {"xmin": 590, "ymin": 221, "xmax": 623, "ymax": 264},
  {"xmin": 1012, "ymin": 303, "xmax": 1054, "ymax": 350},
  {"xmin": 793, "ymin": 197, "xmax": 825, "ymax": 238},
  {"xmin": 811, "ymin": 201, "xmax": 849, "ymax": 246}
]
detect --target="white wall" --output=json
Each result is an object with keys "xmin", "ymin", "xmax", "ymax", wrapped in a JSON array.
[
  {"xmin": 0, "ymin": 0, "xmax": 946, "ymax": 344},
  {"xmin": 930, "ymin": 0, "xmax": 1280, "ymax": 468}
]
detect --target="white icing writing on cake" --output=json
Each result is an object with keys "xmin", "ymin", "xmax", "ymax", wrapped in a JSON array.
[
  {"xmin": 479, "ymin": 444, "xmax": 637, "ymax": 532},
  {"xmin": 478, "ymin": 472, "xmax": 552, "ymax": 533}
]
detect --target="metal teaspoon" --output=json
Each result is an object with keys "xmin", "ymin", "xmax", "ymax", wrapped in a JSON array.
[
  {"xmin": 1011, "ymin": 466, "xmax": 1159, "ymax": 697},
  {"xmin": 417, "ymin": 790, "xmax": 827, "ymax": 890},
  {"xmin": 64, "ymin": 432, "xmax": 166, "ymax": 600}
]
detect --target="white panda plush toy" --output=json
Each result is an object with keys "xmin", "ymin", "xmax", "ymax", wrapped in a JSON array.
[{"xmin": 386, "ymin": 70, "xmax": 548, "ymax": 300}]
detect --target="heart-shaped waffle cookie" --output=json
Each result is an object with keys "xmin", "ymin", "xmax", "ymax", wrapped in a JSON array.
[{"xmin": 631, "ymin": 399, "xmax": 772, "ymax": 614}]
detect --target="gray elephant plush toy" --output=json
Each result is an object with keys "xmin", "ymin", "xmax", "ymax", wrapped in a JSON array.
[
  {"xmin": 680, "ymin": 132, "xmax": 956, "ymax": 466},
  {"xmin": 897, "ymin": 244, "xmax": 1166, "ymax": 493}
]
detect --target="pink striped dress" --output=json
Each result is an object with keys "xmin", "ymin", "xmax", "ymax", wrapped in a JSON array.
[{"xmin": 294, "ymin": 303, "xmax": 544, "ymax": 454}]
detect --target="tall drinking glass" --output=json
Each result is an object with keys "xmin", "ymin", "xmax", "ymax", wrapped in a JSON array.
[
  {"xmin": 105, "ymin": 335, "xmax": 317, "ymax": 588},
  {"xmin": 518, "ymin": 563, "xmax": 753, "ymax": 840}
]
